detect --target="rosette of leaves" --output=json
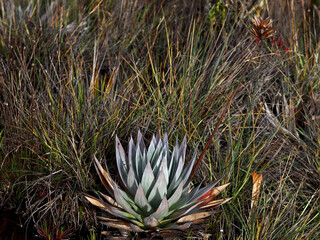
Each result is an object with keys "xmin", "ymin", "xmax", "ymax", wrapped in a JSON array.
[
  {"xmin": 250, "ymin": 15, "xmax": 274, "ymax": 41},
  {"xmin": 85, "ymin": 131, "xmax": 230, "ymax": 233}
]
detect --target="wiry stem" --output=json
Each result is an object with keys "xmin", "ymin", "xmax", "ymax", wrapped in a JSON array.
[{"xmin": 189, "ymin": 85, "xmax": 240, "ymax": 180}]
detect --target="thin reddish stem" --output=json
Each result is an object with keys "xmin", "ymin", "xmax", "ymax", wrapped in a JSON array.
[{"xmin": 189, "ymin": 86, "xmax": 240, "ymax": 180}]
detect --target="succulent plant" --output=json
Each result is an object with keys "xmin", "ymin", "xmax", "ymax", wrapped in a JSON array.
[{"xmin": 85, "ymin": 131, "xmax": 230, "ymax": 233}]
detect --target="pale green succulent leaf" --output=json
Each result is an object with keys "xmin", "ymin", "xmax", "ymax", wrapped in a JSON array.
[
  {"xmin": 137, "ymin": 130, "xmax": 146, "ymax": 154},
  {"xmin": 116, "ymin": 136, "xmax": 127, "ymax": 165},
  {"xmin": 141, "ymin": 149, "xmax": 147, "ymax": 175},
  {"xmin": 151, "ymin": 148, "xmax": 168, "ymax": 179},
  {"xmin": 128, "ymin": 137, "xmax": 140, "ymax": 182},
  {"xmin": 117, "ymin": 188, "xmax": 141, "ymax": 213},
  {"xmin": 134, "ymin": 184, "xmax": 153, "ymax": 213},
  {"xmin": 136, "ymin": 130, "xmax": 147, "ymax": 181},
  {"xmin": 150, "ymin": 139, "xmax": 163, "ymax": 168},
  {"xmin": 151, "ymin": 196, "xmax": 169, "ymax": 221},
  {"xmin": 116, "ymin": 136, "xmax": 128, "ymax": 185},
  {"xmin": 111, "ymin": 208, "xmax": 143, "ymax": 223},
  {"xmin": 178, "ymin": 135, "xmax": 187, "ymax": 164},
  {"xmin": 167, "ymin": 155, "xmax": 184, "ymax": 194},
  {"xmin": 169, "ymin": 183, "xmax": 202, "ymax": 211},
  {"xmin": 168, "ymin": 140, "xmax": 179, "ymax": 178},
  {"xmin": 104, "ymin": 210, "xmax": 143, "ymax": 227},
  {"xmin": 160, "ymin": 154, "xmax": 169, "ymax": 184},
  {"xmin": 126, "ymin": 166, "xmax": 138, "ymax": 195},
  {"xmin": 141, "ymin": 162, "xmax": 155, "ymax": 194},
  {"xmin": 163, "ymin": 133, "xmax": 170, "ymax": 160},
  {"xmin": 168, "ymin": 136, "xmax": 186, "ymax": 185},
  {"xmin": 135, "ymin": 145, "xmax": 144, "ymax": 182},
  {"xmin": 113, "ymin": 184, "xmax": 142, "ymax": 221},
  {"xmin": 168, "ymin": 143, "xmax": 179, "ymax": 180},
  {"xmin": 128, "ymin": 136, "xmax": 136, "ymax": 161},
  {"xmin": 146, "ymin": 137, "xmax": 156, "ymax": 163},
  {"xmin": 168, "ymin": 152, "xmax": 193, "ymax": 195},
  {"xmin": 181, "ymin": 143, "xmax": 199, "ymax": 186},
  {"xmin": 168, "ymin": 181, "xmax": 183, "ymax": 207},
  {"xmin": 171, "ymin": 135, "xmax": 186, "ymax": 183},
  {"xmin": 148, "ymin": 170, "xmax": 167, "ymax": 208},
  {"xmin": 168, "ymin": 200, "xmax": 204, "ymax": 220}
]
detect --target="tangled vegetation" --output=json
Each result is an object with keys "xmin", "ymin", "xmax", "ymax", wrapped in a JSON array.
[{"xmin": 1, "ymin": 0, "xmax": 320, "ymax": 239}]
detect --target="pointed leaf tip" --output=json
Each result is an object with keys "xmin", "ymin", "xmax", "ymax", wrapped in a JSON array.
[{"xmin": 84, "ymin": 195, "xmax": 105, "ymax": 208}]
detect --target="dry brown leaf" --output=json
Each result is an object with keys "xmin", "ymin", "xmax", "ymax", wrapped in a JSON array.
[
  {"xmin": 198, "ymin": 183, "xmax": 231, "ymax": 209},
  {"xmin": 176, "ymin": 211, "xmax": 212, "ymax": 223},
  {"xmin": 201, "ymin": 198, "xmax": 232, "ymax": 209},
  {"xmin": 251, "ymin": 172, "xmax": 263, "ymax": 208},
  {"xmin": 84, "ymin": 194, "xmax": 119, "ymax": 217},
  {"xmin": 100, "ymin": 191, "xmax": 122, "ymax": 208},
  {"xmin": 101, "ymin": 220, "xmax": 132, "ymax": 232},
  {"xmin": 98, "ymin": 216, "xmax": 122, "ymax": 222},
  {"xmin": 94, "ymin": 156, "xmax": 115, "ymax": 195},
  {"xmin": 208, "ymin": 183, "xmax": 230, "ymax": 199},
  {"xmin": 84, "ymin": 195, "xmax": 106, "ymax": 208},
  {"xmin": 100, "ymin": 217, "xmax": 144, "ymax": 233}
]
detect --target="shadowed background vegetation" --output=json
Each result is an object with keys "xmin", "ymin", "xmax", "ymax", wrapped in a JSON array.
[{"xmin": 0, "ymin": 0, "xmax": 320, "ymax": 239}]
